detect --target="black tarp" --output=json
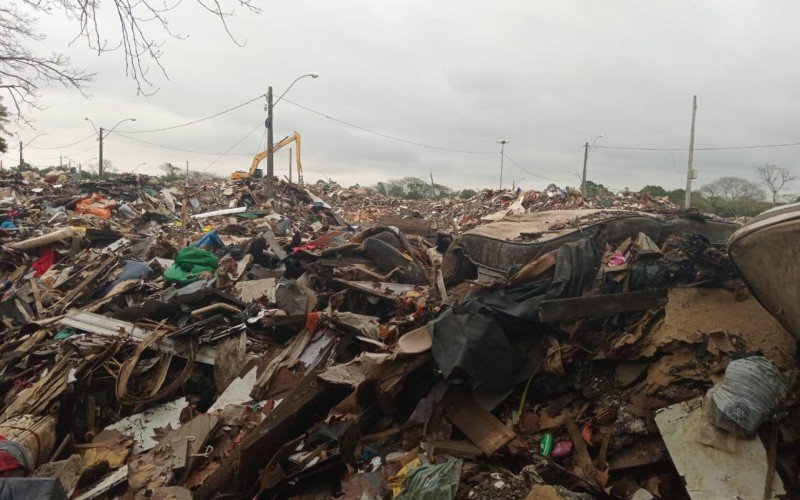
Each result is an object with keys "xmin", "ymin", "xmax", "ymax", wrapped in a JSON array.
[{"xmin": 431, "ymin": 237, "xmax": 599, "ymax": 390}]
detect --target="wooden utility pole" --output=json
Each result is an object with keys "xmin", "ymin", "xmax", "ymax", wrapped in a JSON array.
[
  {"xmin": 581, "ymin": 142, "xmax": 589, "ymax": 194},
  {"xmin": 684, "ymin": 95, "xmax": 697, "ymax": 209},
  {"xmin": 497, "ymin": 140, "xmax": 509, "ymax": 189},
  {"xmin": 181, "ymin": 161, "xmax": 189, "ymax": 227},
  {"xmin": 266, "ymin": 86, "xmax": 274, "ymax": 197},
  {"xmin": 98, "ymin": 127, "xmax": 104, "ymax": 178},
  {"xmin": 18, "ymin": 140, "xmax": 23, "ymax": 168}
]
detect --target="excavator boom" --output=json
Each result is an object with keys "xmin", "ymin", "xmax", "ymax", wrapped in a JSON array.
[{"xmin": 231, "ymin": 131, "xmax": 303, "ymax": 183}]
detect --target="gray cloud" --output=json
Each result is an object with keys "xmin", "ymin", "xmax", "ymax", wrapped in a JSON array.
[{"xmin": 5, "ymin": 1, "xmax": 800, "ymax": 195}]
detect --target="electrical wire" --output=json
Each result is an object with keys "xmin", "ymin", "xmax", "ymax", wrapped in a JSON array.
[
  {"xmin": 202, "ymin": 123, "xmax": 263, "ymax": 171},
  {"xmin": 117, "ymin": 93, "xmax": 266, "ymax": 134},
  {"xmin": 281, "ymin": 98, "xmax": 497, "ymax": 154},
  {"xmin": 114, "ymin": 132, "xmax": 255, "ymax": 156},
  {"xmin": 596, "ymin": 140, "xmax": 800, "ymax": 152},
  {"xmin": 9, "ymin": 143, "xmax": 98, "ymax": 161},
  {"xmin": 27, "ymin": 133, "xmax": 97, "ymax": 150},
  {"xmin": 502, "ymin": 153, "xmax": 575, "ymax": 182}
]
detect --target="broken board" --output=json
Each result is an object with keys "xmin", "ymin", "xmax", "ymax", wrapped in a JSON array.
[
  {"xmin": 443, "ymin": 392, "xmax": 516, "ymax": 456},
  {"xmin": 654, "ymin": 398, "xmax": 785, "ymax": 499},
  {"xmin": 538, "ymin": 289, "xmax": 667, "ymax": 323}
]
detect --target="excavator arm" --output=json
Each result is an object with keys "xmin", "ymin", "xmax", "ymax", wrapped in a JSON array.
[{"xmin": 232, "ymin": 131, "xmax": 303, "ymax": 183}]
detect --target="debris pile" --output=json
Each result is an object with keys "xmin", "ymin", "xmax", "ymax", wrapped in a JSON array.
[{"xmin": 0, "ymin": 168, "xmax": 797, "ymax": 499}]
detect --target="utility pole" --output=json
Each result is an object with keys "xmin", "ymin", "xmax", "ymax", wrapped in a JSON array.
[
  {"xmin": 18, "ymin": 140, "xmax": 23, "ymax": 169},
  {"xmin": 288, "ymin": 147, "xmax": 293, "ymax": 184},
  {"xmin": 684, "ymin": 95, "xmax": 697, "ymax": 209},
  {"xmin": 59, "ymin": 156, "xmax": 63, "ymax": 169},
  {"xmin": 181, "ymin": 160, "xmax": 189, "ymax": 228},
  {"xmin": 266, "ymin": 86, "xmax": 274, "ymax": 197},
  {"xmin": 581, "ymin": 142, "xmax": 589, "ymax": 194},
  {"xmin": 497, "ymin": 140, "xmax": 509, "ymax": 190},
  {"xmin": 98, "ymin": 127, "xmax": 104, "ymax": 178}
]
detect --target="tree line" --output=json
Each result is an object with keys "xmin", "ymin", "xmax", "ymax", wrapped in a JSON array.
[{"xmin": 374, "ymin": 164, "xmax": 796, "ymax": 218}]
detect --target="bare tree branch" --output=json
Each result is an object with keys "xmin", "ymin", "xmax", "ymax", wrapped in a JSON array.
[
  {"xmin": 0, "ymin": 0, "xmax": 261, "ymax": 122},
  {"xmin": 756, "ymin": 163, "xmax": 797, "ymax": 207}
]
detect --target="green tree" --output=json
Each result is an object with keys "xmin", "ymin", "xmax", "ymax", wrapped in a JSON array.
[
  {"xmin": 666, "ymin": 189, "xmax": 686, "ymax": 206},
  {"xmin": 159, "ymin": 162, "xmax": 181, "ymax": 182},
  {"xmin": 381, "ymin": 177, "xmax": 454, "ymax": 200},
  {"xmin": 640, "ymin": 185, "xmax": 667, "ymax": 197},
  {"xmin": 583, "ymin": 180, "xmax": 608, "ymax": 198},
  {"xmin": 698, "ymin": 176, "xmax": 769, "ymax": 217},
  {"xmin": 459, "ymin": 189, "xmax": 477, "ymax": 198}
]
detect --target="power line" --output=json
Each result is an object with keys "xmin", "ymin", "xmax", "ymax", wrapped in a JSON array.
[
  {"xmin": 502, "ymin": 153, "xmax": 575, "ymax": 182},
  {"xmin": 114, "ymin": 133, "xmax": 255, "ymax": 156},
  {"xmin": 27, "ymin": 133, "xmax": 96, "ymax": 150},
  {"xmin": 10, "ymin": 143, "xmax": 98, "ymax": 161},
  {"xmin": 597, "ymin": 140, "xmax": 800, "ymax": 152},
  {"xmin": 282, "ymin": 98, "xmax": 497, "ymax": 154},
  {"xmin": 117, "ymin": 93, "xmax": 266, "ymax": 134},
  {"xmin": 202, "ymin": 123, "xmax": 263, "ymax": 171}
]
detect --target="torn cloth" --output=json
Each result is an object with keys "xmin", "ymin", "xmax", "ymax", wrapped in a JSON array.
[{"xmin": 31, "ymin": 248, "xmax": 57, "ymax": 278}]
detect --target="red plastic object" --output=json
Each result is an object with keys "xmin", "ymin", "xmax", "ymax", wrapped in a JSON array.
[{"xmin": 551, "ymin": 440, "xmax": 573, "ymax": 459}]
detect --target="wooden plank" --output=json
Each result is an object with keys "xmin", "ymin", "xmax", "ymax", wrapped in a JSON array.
[
  {"xmin": 429, "ymin": 439, "xmax": 483, "ymax": 460},
  {"xmin": 505, "ymin": 252, "xmax": 556, "ymax": 287},
  {"xmin": 443, "ymin": 392, "xmax": 516, "ymax": 456},
  {"xmin": 538, "ymin": 289, "xmax": 668, "ymax": 323}
]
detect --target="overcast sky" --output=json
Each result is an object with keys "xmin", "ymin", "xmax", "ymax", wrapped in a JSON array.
[{"xmin": 4, "ymin": 1, "xmax": 800, "ymax": 193}]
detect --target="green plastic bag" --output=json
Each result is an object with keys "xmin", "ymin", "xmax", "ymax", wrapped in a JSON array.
[
  {"xmin": 397, "ymin": 458, "xmax": 462, "ymax": 500},
  {"xmin": 164, "ymin": 247, "xmax": 219, "ymax": 284}
]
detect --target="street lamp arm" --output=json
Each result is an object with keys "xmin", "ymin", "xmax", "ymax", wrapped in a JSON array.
[
  {"xmin": 106, "ymin": 118, "xmax": 137, "ymax": 136},
  {"xmin": 84, "ymin": 117, "xmax": 99, "ymax": 136},
  {"xmin": 274, "ymin": 73, "xmax": 318, "ymax": 106},
  {"xmin": 23, "ymin": 133, "xmax": 48, "ymax": 147}
]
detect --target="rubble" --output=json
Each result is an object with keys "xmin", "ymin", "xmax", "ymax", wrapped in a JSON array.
[{"xmin": 0, "ymin": 167, "xmax": 799, "ymax": 499}]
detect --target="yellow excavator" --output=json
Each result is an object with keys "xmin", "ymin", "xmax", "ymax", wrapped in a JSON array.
[{"xmin": 231, "ymin": 131, "xmax": 303, "ymax": 183}]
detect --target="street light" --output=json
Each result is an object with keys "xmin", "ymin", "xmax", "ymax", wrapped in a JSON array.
[
  {"xmin": 85, "ymin": 117, "xmax": 136, "ymax": 178},
  {"xmin": 513, "ymin": 177, "xmax": 526, "ymax": 190},
  {"xmin": 581, "ymin": 134, "xmax": 604, "ymax": 194},
  {"xmin": 15, "ymin": 133, "xmax": 48, "ymax": 168},
  {"xmin": 266, "ymin": 73, "xmax": 318, "ymax": 193},
  {"xmin": 497, "ymin": 139, "xmax": 509, "ymax": 190},
  {"xmin": 273, "ymin": 73, "xmax": 319, "ymax": 107}
]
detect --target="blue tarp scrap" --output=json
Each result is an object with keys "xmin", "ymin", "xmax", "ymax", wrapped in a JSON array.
[{"xmin": 192, "ymin": 230, "xmax": 225, "ymax": 250}]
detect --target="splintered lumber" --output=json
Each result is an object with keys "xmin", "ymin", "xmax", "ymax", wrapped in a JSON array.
[
  {"xmin": 504, "ymin": 252, "xmax": 557, "ymax": 287},
  {"xmin": 538, "ymin": 289, "xmax": 668, "ymax": 323},
  {"xmin": 443, "ymin": 392, "xmax": 516, "ymax": 456},
  {"xmin": 195, "ymin": 374, "xmax": 350, "ymax": 499}
]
